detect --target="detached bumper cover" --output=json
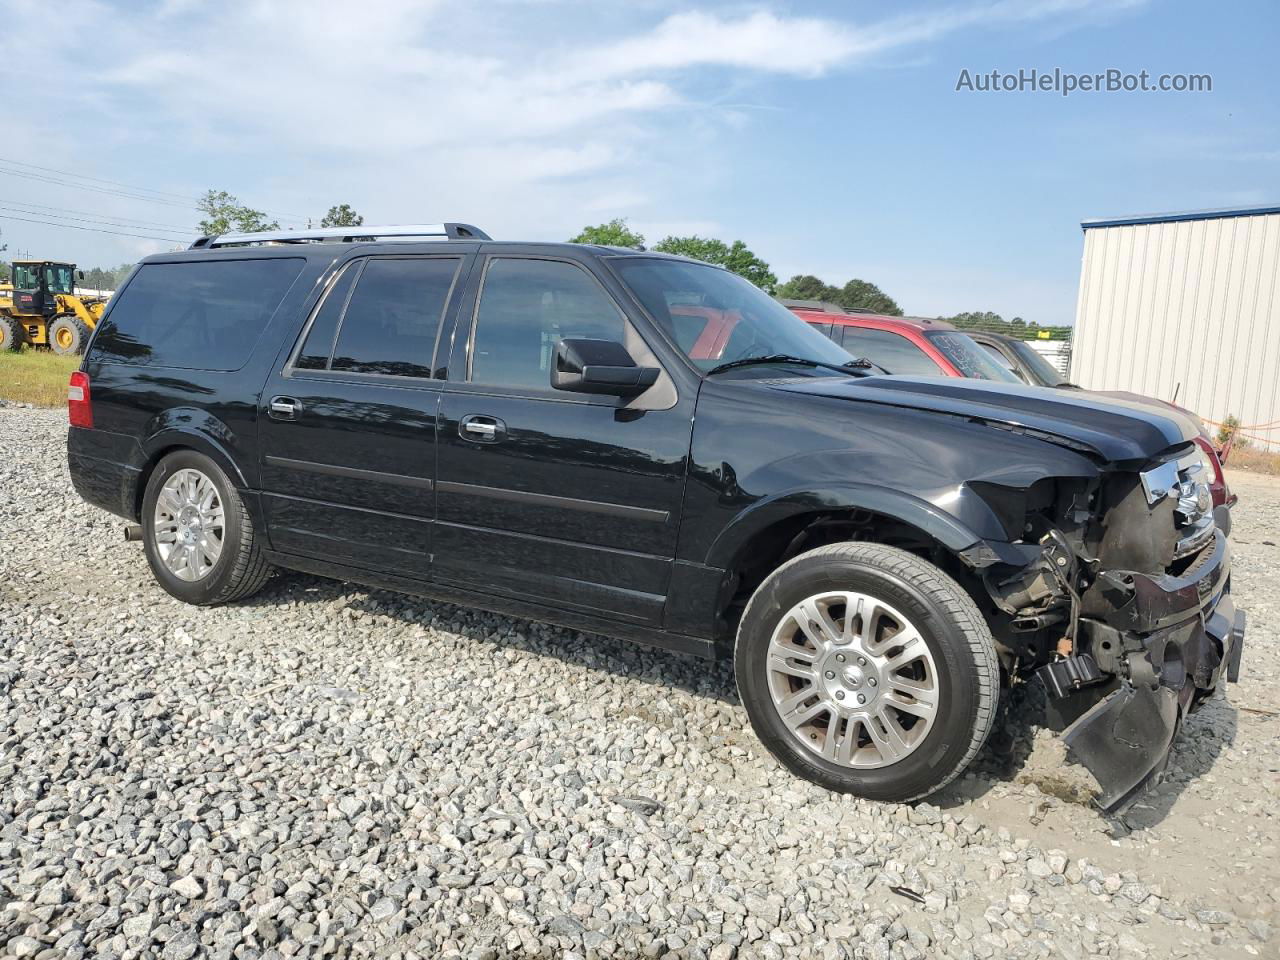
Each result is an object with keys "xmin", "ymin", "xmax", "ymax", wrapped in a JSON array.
[{"xmin": 1056, "ymin": 531, "xmax": 1245, "ymax": 812}]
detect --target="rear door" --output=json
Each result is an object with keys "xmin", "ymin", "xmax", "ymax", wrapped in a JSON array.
[{"xmin": 257, "ymin": 253, "xmax": 471, "ymax": 578}]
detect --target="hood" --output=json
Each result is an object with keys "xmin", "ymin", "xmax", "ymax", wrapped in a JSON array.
[{"xmin": 768, "ymin": 375, "xmax": 1199, "ymax": 463}]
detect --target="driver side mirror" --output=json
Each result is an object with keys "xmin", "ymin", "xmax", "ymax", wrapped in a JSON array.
[{"xmin": 551, "ymin": 338, "xmax": 659, "ymax": 397}]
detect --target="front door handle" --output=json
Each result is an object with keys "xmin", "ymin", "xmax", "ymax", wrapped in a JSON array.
[
  {"xmin": 269, "ymin": 396, "xmax": 301, "ymax": 420},
  {"xmin": 460, "ymin": 414, "xmax": 506, "ymax": 442}
]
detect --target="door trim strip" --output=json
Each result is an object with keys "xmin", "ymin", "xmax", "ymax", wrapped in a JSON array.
[
  {"xmin": 264, "ymin": 455, "xmax": 434, "ymax": 490},
  {"xmin": 436, "ymin": 480, "xmax": 669, "ymax": 523}
]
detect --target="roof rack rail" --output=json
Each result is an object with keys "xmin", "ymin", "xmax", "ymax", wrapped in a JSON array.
[{"xmin": 189, "ymin": 222, "xmax": 491, "ymax": 250}]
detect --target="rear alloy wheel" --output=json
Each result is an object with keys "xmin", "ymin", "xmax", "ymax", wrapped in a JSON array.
[
  {"xmin": 735, "ymin": 542, "xmax": 999, "ymax": 803},
  {"xmin": 141, "ymin": 450, "xmax": 273, "ymax": 605},
  {"xmin": 49, "ymin": 315, "xmax": 90, "ymax": 355},
  {"xmin": 0, "ymin": 316, "xmax": 22, "ymax": 351}
]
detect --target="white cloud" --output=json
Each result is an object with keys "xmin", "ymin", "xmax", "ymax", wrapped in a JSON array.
[{"xmin": 3, "ymin": 0, "xmax": 1148, "ymax": 263}]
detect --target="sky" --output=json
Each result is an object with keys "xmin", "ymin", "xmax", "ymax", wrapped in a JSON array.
[{"xmin": 3, "ymin": 0, "xmax": 1277, "ymax": 325}]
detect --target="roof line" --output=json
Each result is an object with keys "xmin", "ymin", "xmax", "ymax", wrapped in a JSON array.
[{"xmin": 1082, "ymin": 204, "xmax": 1280, "ymax": 230}]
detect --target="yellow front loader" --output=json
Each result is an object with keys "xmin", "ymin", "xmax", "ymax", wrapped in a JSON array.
[{"xmin": 0, "ymin": 260, "xmax": 109, "ymax": 354}]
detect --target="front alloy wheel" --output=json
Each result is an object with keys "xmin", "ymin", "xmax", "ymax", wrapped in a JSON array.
[
  {"xmin": 767, "ymin": 590, "xmax": 939, "ymax": 768},
  {"xmin": 736, "ymin": 541, "xmax": 999, "ymax": 803}
]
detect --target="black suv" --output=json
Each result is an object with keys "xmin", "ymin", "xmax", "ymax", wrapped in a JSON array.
[{"xmin": 67, "ymin": 223, "xmax": 1245, "ymax": 810}]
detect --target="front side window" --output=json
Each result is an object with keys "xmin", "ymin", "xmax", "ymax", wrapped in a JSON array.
[
  {"xmin": 470, "ymin": 258, "xmax": 625, "ymax": 391},
  {"xmin": 46, "ymin": 265, "xmax": 74, "ymax": 294},
  {"xmin": 839, "ymin": 326, "xmax": 944, "ymax": 376},
  {"xmin": 90, "ymin": 258, "xmax": 305, "ymax": 370},
  {"xmin": 610, "ymin": 258, "xmax": 852, "ymax": 372}
]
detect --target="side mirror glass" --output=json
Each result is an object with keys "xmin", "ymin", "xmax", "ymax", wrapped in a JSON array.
[{"xmin": 551, "ymin": 338, "xmax": 660, "ymax": 397}]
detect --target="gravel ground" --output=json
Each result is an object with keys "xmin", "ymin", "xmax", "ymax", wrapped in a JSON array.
[{"xmin": 1, "ymin": 407, "xmax": 1277, "ymax": 960}]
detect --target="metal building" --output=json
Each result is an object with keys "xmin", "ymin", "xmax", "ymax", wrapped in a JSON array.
[{"xmin": 1071, "ymin": 204, "xmax": 1280, "ymax": 449}]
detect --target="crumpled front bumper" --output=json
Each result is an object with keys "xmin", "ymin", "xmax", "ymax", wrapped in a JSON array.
[{"xmin": 1048, "ymin": 530, "xmax": 1245, "ymax": 812}]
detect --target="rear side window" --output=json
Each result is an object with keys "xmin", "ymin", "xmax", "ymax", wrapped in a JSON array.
[
  {"xmin": 91, "ymin": 258, "xmax": 304, "ymax": 370},
  {"xmin": 294, "ymin": 257, "xmax": 459, "ymax": 379},
  {"xmin": 838, "ymin": 326, "xmax": 944, "ymax": 376},
  {"xmin": 295, "ymin": 263, "xmax": 358, "ymax": 370}
]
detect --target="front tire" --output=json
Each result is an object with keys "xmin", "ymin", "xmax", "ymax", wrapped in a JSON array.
[
  {"xmin": 49, "ymin": 315, "xmax": 90, "ymax": 355},
  {"xmin": 141, "ymin": 450, "xmax": 273, "ymax": 605},
  {"xmin": 735, "ymin": 542, "xmax": 999, "ymax": 803}
]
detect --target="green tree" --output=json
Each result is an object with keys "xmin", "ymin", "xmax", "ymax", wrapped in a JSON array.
[
  {"xmin": 197, "ymin": 189, "xmax": 279, "ymax": 236},
  {"xmin": 835, "ymin": 279, "xmax": 902, "ymax": 316},
  {"xmin": 776, "ymin": 274, "xmax": 843, "ymax": 303},
  {"xmin": 320, "ymin": 204, "xmax": 364, "ymax": 228},
  {"xmin": 651, "ymin": 235, "xmax": 777, "ymax": 293},
  {"xmin": 569, "ymin": 218, "xmax": 645, "ymax": 249}
]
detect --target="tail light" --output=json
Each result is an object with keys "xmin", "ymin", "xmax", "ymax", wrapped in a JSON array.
[{"xmin": 68, "ymin": 371, "xmax": 93, "ymax": 428}]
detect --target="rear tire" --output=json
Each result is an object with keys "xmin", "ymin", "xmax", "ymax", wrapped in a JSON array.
[
  {"xmin": 0, "ymin": 316, "xmax": 21, "ymax": 351},
  {"xmin": 49, "ymin": 315, "xmax": 90, "ymax": 355},
  {"xmin": 141, "ymin": 450, "xmax": 273, "ymax": 605},
  {"xmin": 735, "ymin": 542, "xmax": 999, "ymax": 803}
]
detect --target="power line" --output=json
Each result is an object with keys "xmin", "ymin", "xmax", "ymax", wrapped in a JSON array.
[
  {"xmin": 0, "ymin": 198, "xmax": 192, "ymax": 232},
  {"xmin": 0, "ymin": 213, "xmax": 187, "ymax": 243},
  {"xmin": 0, "ymin": 155, "xmax": 200, "ymax": 203},
  {"xmin": 0, "ymin": 204, "xmax": 193, "ymax": 237},
  {"xmin": 0, "ymin": 158, "xmax": 310, "ymax": 222}
]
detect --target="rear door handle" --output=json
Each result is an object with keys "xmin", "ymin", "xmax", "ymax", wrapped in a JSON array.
[
  {"xmin": 460, "ymin": 414, "xmax": 506, "ymax": 442},
  {"xmin": 269, "ymin": 396, "xmax": 301, "ymax": 420}
]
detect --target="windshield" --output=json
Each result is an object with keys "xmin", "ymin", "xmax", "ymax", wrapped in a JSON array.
[
  {"xmin": 1008, "ymin": 338, "xmax": 1069, "ymax": 386},
  {"xmin": 924, "ymin": 331, "xmax": 1022, "ymax": 382},
  {"xmin": 45, "ymin": 264, "xmax": 74, "ymax": 294},
  {"xmin": 611, "ymin": 258, "xmax": 855, "ymax": 373}
]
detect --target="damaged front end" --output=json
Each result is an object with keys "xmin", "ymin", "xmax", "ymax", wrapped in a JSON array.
[{"xmin": 979, "ymin": 447, "xmax": 1246, "ymax": 813}]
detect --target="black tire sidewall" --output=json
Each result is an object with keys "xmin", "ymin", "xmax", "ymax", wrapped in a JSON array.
[
  {"xmin": 49, "ymin": 317, "xmax": 87, "ymax": 355},
  {"xmin": 736, "ymin": 551, "xmax": 984, "ymax": 802},
  {"xmin": 0, "ymin": 317, "xmax": 20, "ymax": 351},
  {"xmin": 142, "ymin": 451, "xmax": 246, "ymax": 605}
]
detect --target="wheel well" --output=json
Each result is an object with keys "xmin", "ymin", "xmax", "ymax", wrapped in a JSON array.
[
  {"xmin": 716, "ymin": 509, "xmax": 989, "ymax": 643},
  {"xmin": 133, "ymin": 445, "xmax": 187, "ymax": 519}
]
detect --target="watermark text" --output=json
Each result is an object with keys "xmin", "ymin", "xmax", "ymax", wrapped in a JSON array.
[{"xmin": 955, "ymin": 68, "xmax": 1211, "ymax": 97}]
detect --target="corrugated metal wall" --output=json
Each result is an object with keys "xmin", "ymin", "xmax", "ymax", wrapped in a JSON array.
[{"xmin": 1072, "ymin": 212, "xmax": 1280, "ymax": 449}]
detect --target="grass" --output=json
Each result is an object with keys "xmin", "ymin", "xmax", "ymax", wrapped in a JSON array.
[
  {"xmin": 0, "ymin": 349, "xmax": 80, "ymax": 407},
  {"xmin": 1224, "ymin": 444, "xmax": 1280, "ymax": 476}
]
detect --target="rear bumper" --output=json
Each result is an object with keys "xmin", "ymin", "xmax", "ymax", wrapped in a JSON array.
[{"xmin": 1046, "ymin": 530, "xmax": 1244, "ymax": 812}]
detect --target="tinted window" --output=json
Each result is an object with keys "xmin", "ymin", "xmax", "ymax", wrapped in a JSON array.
[
  {"xmin": 329, "ymin": 258, "xmax": 459, "ymax": 378},
  {"xmin": 806, "ymin": 320, "xmax": 836, "ymax": 341},
  {"xmin": 294, "ymin": 263, "xmax": 358, "ymax": 370},
  {"xmin": 92, "ymin": 258, "xmax": 304, "ymax": 370},
  {"xmin": 839, "ymin": 326, "xmax": 944, "ymax": 376},
  {"xmin": 471, "ymin": 258, "xmax": 624, "ymax": 391}
]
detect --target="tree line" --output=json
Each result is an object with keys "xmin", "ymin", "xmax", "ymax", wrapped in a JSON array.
[{"xmin": 569, "ymin": 218, "xmax": 1068, "ymax": 339}]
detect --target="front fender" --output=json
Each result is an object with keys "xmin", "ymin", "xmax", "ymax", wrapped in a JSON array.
[{"xmin": 703, "ymin": 481, "xmax": 995, "ymax": 572}]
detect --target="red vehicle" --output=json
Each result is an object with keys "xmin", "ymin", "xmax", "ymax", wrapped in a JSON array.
[
  {"xmin": 786, "ymin": 304, "xmax": 1232, "ymax": 512},
  {"xmin": 785, "ymin": 306, "xmax": 1022, "ymax": 381}
]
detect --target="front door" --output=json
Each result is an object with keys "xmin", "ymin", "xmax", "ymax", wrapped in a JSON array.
[
  {"xmin": 434, "ymin": 255, "xmax": 693, "ymax": 626},
  {"xmin": 258, "ymin": 254, "xmax": 470, "ymax": 578}
]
